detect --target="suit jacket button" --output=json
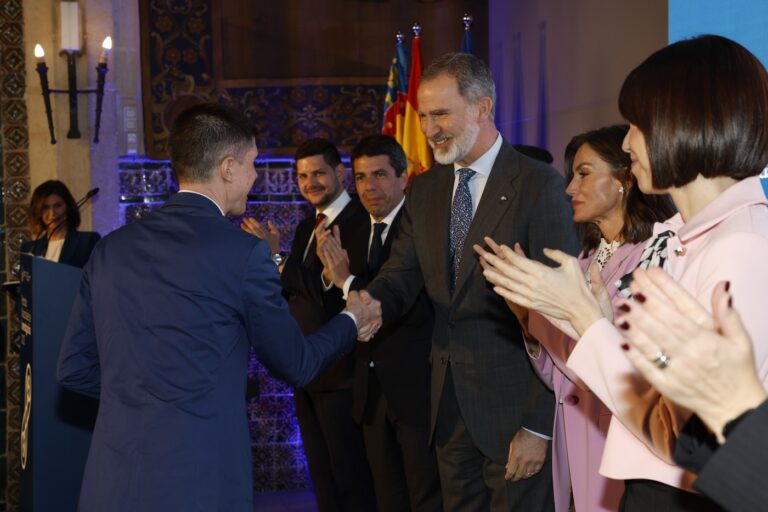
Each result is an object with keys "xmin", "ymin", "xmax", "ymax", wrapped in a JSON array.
[{"xmin": 565, "ymin": 395, "xmax": 580, "ymax": 405}]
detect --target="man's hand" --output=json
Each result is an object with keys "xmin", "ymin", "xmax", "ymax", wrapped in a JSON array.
[
  {"xmin": 345, "ymin": 290, "xmax": 382, "ymax": 341},
  {"xmin": 241, "ymin": 218, "xmax": 280, "ymax": 254},
  {"xmin": 505, "ymin": 429, "xmax": 548, "ymax": 481},
  {"xmin": 317, "ymin": 226, "xmax": 352, "ymax": 288}
]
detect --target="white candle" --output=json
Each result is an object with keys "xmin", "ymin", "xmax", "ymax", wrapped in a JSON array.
[{"xmin": 60, "ymin": 1, "xmax": 81, "ymax": 52}]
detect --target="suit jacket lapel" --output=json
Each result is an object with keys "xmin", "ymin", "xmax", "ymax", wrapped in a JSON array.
[
  {"xmin": 59, "ymin": 231, "xmax": 77, "ymax": 265},
  {"xmin": 453, "ymin": 143, "xmax": 521, "ymax": 298},
  {"xmin": 428, "ymin": 167, "xmax": 455, "ymax": 303}
]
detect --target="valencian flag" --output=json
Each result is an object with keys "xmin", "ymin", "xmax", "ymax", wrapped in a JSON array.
[
  {"xmin": 382, "ymin": 32, "xmax": 410, "ymax": 141},
  {"xmin": 460, "ymin": 14, "xmax": 474, "ymax": 54},
  {"xmin": 402, "ymin": 23, "xmax": 433, "ymax": 179}
]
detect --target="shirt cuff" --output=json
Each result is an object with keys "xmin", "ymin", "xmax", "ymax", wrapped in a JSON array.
[
  {"xmin": 321, "ymin": 273, "xmax": 334, "ymax": 291},
  {"xmin": 341, "ymin": 275, "xmax": 356, "ymax": 299},
  {"xmin": 340, "ymin": 310, "xmax": 357, "ymax": 327},
  {"xmin": 522, "ymin": 427, "xmax": 552, "ymax": 441}
]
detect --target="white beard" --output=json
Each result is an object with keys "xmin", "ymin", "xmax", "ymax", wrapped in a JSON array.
[{"xmin": 430, "ymin": 118, "xmax": 480, "ymax": 165}]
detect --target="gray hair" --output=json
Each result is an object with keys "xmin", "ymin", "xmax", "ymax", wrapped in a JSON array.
[{"xmin": 422, "ymin": 53, "xmax": 496, "ymax": 120}]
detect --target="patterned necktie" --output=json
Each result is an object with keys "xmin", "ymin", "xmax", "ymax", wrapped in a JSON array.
[
  {"xmin": 449, "ymin": 168, "xmax": 476, "ymax": 293},
  {"xmin": 368, "ymin": 222, "xmax": 387, "ymax": 275},
  {"xmin": 303, "ymin": 212, "xmax": 327, "ymax": 265}
]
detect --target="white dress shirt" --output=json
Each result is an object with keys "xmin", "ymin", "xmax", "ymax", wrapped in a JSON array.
[{"xmin": 340, "ymin": 197, "xmax": 405, "ymax": 297}]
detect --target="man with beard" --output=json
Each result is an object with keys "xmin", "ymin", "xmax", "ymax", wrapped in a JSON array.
[
  {"xmin": 243, "ymin": 138, "xmax": 375, "ymax": 512},
  {"xmin": 365, "ymin": 53, "xmax": 578, "ymax": 510},
  {"xmin": 316, "ymin": 134, "xmax": 442, "ymax": 511}
]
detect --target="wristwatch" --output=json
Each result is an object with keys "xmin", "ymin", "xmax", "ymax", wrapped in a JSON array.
[{"xmin": 271, "ymin": 252, "xmax": 285, "ymax": 266}]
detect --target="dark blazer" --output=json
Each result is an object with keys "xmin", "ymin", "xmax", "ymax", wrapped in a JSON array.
[
  {"xmin": 675, "ymin": 400, "xmax": 768, "ymax": 512},
  {"xmin": 281, "ymin": 196, "xmax": 369, "ymax": 392},
  {"xmin": 21, "ymin": 229, "xmax": 101, "ymax": 268},
  {"xmin": 367, "ymin": 141, "xmax": 579, "ymax": 463},
  {"xmin": 57, "ymin": 192, "xmax": 357, "ymax": 512},
  {"xmin": 348, "ymin": 210, "xmax": 434, "ymax": 426}
]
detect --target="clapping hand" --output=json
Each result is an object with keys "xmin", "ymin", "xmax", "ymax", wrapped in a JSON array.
[
  {"xmin": 618, "ymin": 268, "xmax": 767, "ymax": 442},
  {"xmin": 474, "ymin": 238, "xmax": 594, "ymax": 339},
  {"xmin": 345, "ymin": 290, "xmax": 382, "ymax": 342},
  {"xmin": 316, "ymin": 225, "xmax": 352, "ymax": 288},
  {"xmin": 241, "ymin": 218, "xmax": 281, "ymax": 255}
]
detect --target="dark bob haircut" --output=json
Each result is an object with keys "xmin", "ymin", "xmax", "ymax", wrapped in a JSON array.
[
  {"xmin": 294, "ymin": 138, "xmax": 342, "ymax": 168},
  {"xmin": 351, "ymin": 134, "xmax": 407, "ymax": 177},
  {"xmin": 29, "ymin": 180, "xmax": 81, "ymax": 235},
  {"xmin": 619, "ymin": 34, "xmax": 768, "ymax": 189},
  {"xmin": 564, "ymin": 125, "xmax": 677, "ymax": 256},
  {"xmin": 169, "ymin": 102, "xmax": 256, "ymax": 183}
]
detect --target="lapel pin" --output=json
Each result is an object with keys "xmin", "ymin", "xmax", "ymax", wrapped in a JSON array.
[{"xmin": 500, "ymin": 195, "xmax": 508, "ymax": 201}]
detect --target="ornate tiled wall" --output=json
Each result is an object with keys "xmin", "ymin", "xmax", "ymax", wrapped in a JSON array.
[{"xmin": 0, "ymin": 0, "xmax": 31, "ymax": 508}]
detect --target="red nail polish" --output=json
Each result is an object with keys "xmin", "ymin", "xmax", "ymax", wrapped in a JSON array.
[
  {"xmin": 725, "ymin": 281, "xmax": 731, "ymax": 292},
  {"xmin": 728, "ymin": 297, "xmax": 733, "ymax": 308},
  {"xmin": 618, "ymin": 303, "xmax": 631, "ymax": 313},
  {"xmin": 635, "ymin": 293, "xmax": 646, "ymax": 303},
  {"xmin": 621, "ymin": 343, "xmax": 630, "ymax": 351},
  {"xmin": 619, "ymin": 321, "xmax": 630, "ymax": 330}
]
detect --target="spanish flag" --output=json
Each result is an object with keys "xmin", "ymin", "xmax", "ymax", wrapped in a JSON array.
[
  {"xmin": 401, "ymin": 23, "xmax": 433, "ymax": 179},
  {"xmin": 382, "ymin": 33, "xmax": 410, "ymax": 141}
]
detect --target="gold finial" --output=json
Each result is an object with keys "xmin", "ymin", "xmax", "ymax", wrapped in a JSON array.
[
  {"xmin": 463, "ymin": 14, "xmax": 473, "ymax": 30},
  {"xmin": 412, "ymin": 23, "xmax": 422, "ymax": 37}
]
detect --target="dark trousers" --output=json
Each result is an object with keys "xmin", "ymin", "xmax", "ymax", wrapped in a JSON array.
[
  {"xmin": 620, "ymin": 479, "xmax": 724, "ymax": 512},
  {"xmin": 294, "ymin": 387, "xmax": 377, "ymax": 512},
  {"xmin": 435, "ymin": 368, "xmax": 554, "ymax": 512},
  {"xmin": 362, "ymin": 371, "xmax": 443, "ymax": 512}
]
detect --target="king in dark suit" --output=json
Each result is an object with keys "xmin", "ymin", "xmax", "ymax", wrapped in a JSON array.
[
  {"xmin": 366, "ymin": 53, "xmax": 579, "ymax": 511},
  {"xmin": 317, "ymin": 134, "xmax": 442, "ymax": 512},
  {"xmin": 56, "ymin": 104, "xmax": 379, "ymax": 512}
]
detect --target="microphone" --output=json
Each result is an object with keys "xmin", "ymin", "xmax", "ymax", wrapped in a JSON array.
[{"xmin": 76, "ymin": 187, "xmax": 100, "ymax": 209}]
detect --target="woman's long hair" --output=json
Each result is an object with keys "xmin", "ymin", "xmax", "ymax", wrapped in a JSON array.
[{"xmin": 564, "ymin": 125, "xmax": 677, "ymax": 257}]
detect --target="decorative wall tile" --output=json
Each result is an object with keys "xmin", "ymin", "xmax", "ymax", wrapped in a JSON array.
[
  {"xmin": 0, "ymin": 0, "xmax": 27, "ymax": 505},
  {"xmin": 4, "ymin": 152, "xmax": 27, "ymax": 176}
]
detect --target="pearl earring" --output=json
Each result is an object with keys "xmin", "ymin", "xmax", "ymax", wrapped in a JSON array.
[{"xmin": 618, "ymin": 186, "xmax": 625, "ymax": 194}]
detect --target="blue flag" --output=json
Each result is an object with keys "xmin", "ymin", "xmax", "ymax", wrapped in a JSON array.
[{"xmin": 460, "ymin": 14, "xmax": 474, "ymax": 54}]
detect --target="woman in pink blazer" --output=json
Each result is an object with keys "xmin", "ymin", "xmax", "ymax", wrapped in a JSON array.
[
  {"xmin": 478, "ymin": 35, "xmax": 768, "ymax": 511},
  {"xmin": 517, "ymin": 125, "xmax": 674, "ymax": 512}
]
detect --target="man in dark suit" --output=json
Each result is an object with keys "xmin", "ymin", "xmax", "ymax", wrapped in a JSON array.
[
  {"xmin": 56, "ymin": 103, "xmax": 379, "ymax": 512},
  {"xmin": 244, "ymin": 139, "xmax": 376, "ymax": 511},
  {"xmin": 366, "ymin": 53, "xmax": 579, "ymax": 511},
  {"xmin": 317, "ymin": 134, "xmax": 442, "ymax": 512}
]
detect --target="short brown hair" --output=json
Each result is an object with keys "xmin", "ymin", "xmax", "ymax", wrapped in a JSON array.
[
  {"xmin": 169, "ymin": 103, "xmax": 256, "ymax": 183},
  {"xmin": 564, "ymin": 125, "xmax": 676, "ymax": 256},
  {"xmin": 619, "ymin": 35, "xmax": 768, "ymax": 189},
  {"xmin": 294, "ymin": 138, "xmax": 342, "ymax": 168}
]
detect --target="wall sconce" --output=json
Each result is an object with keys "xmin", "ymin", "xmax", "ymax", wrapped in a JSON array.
[{"xmin": 33, "ymin": 1, "xmax": 111, "ymax": 144}]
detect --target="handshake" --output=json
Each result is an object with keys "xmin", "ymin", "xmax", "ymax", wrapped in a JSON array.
[{"xmin": 345, "ymin": 290, "xmax": 383, "ymax": 342}]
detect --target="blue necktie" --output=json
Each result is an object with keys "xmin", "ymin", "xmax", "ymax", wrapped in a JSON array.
[{"xmin": 449, "ymin": 168, "xmax": 476, "ymax": 293}]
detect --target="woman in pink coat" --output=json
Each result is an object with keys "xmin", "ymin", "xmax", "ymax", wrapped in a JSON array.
[
  {"xmin": 478, "ymin": 35, "xmax": 768, "ymax": 511},
  {"xmin": 515, "ymin": 125, "xmax": 674, "ymax": 512}
]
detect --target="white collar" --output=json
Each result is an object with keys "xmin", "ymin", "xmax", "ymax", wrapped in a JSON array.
[
  {"xmin": 178, "ymin": 190, "xmax": 225, "ymax": 216},
  {"xmin": 453, "ymin": 132, "xmax": 502, "ymax": 177},
  {"xmin": 370, "ymin": 197, "xmax": 405, "ymax": 226},
  {"xmin": 317, "ymin": 189, "xmax": 351, "ymax": 223}
]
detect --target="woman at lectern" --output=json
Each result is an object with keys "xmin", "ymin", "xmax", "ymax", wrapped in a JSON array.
[{"xmin": 21, "ymin": 180, "xmax": 100, "ymax": 268}]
